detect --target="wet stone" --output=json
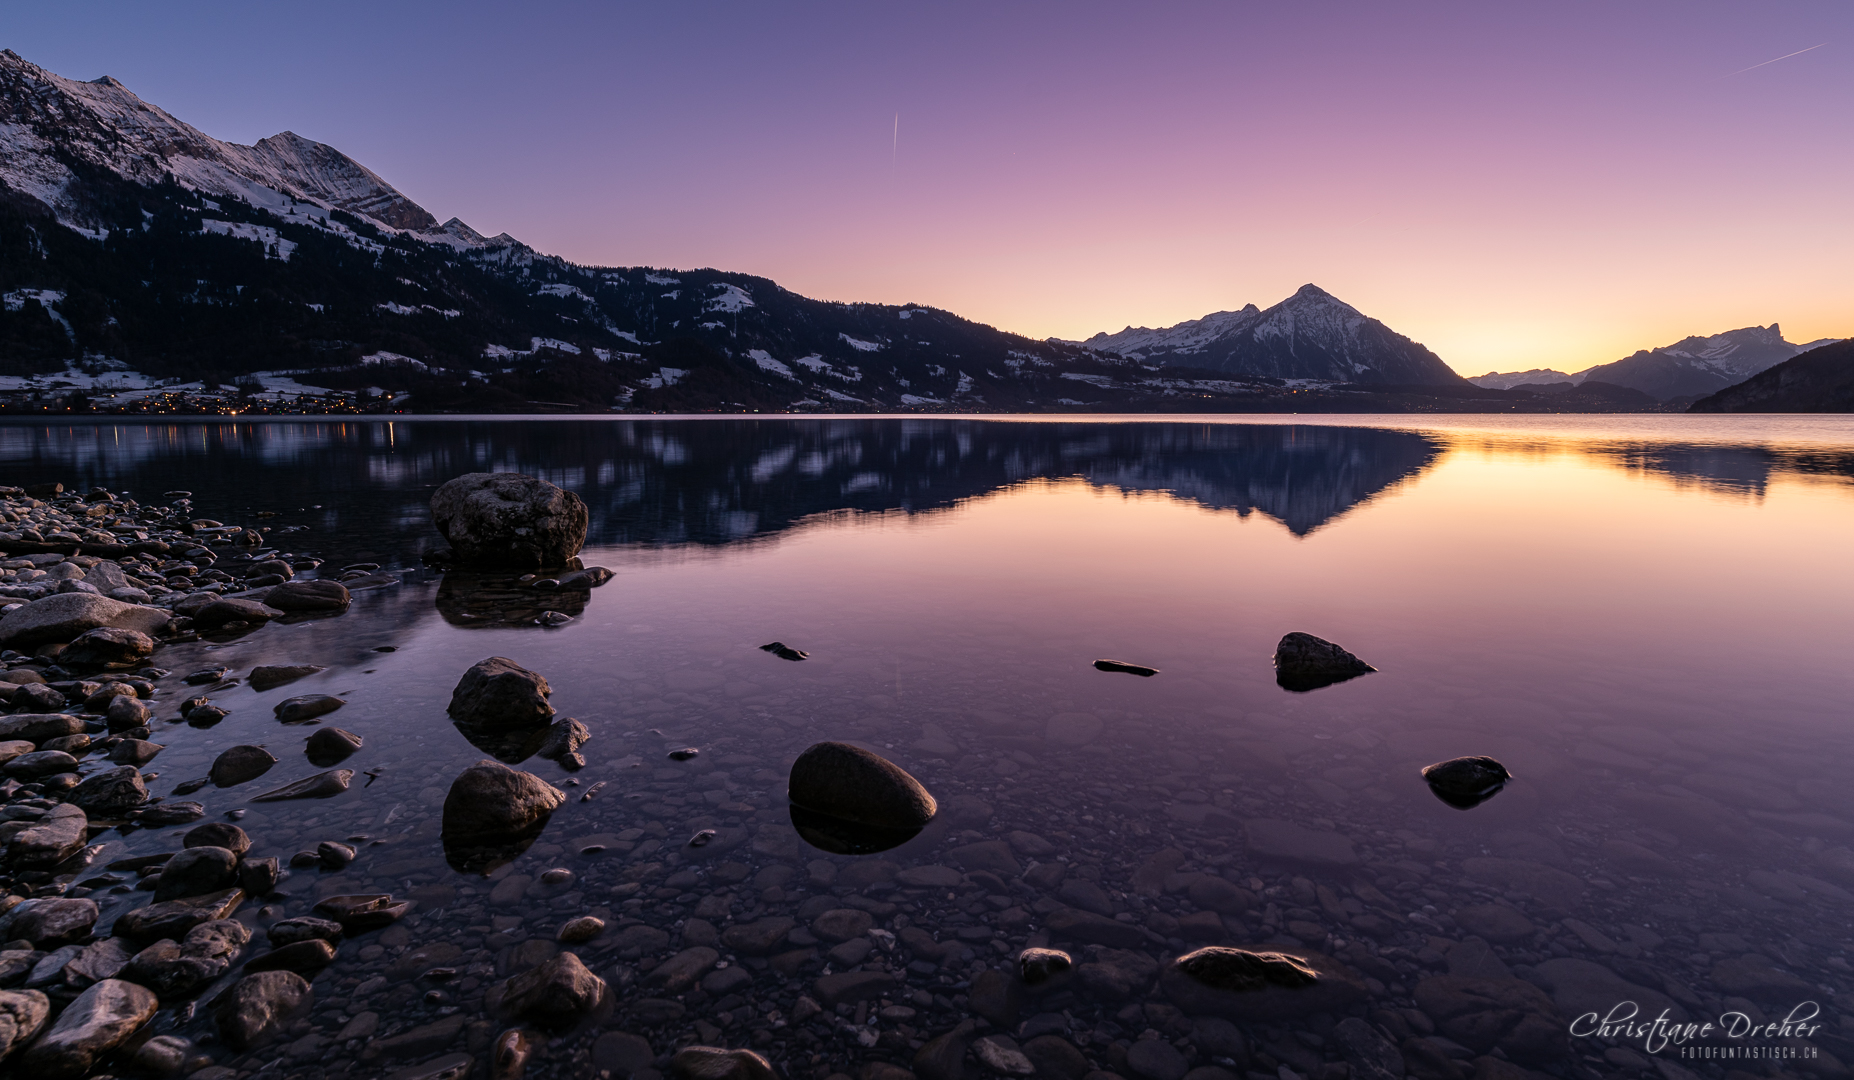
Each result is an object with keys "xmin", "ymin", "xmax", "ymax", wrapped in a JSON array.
[
  {"xmin": 214, "ymin": 969, "xmax": 312, "ymax": 1050},
  {"xmin": 243, "ymin": 938, "xmax": 337, "ymax": 973},
  {"xmin": 210, "ymin": 744, "xmax": 277, "ymax": 788},
  {"xmin": 670, "ymin": 1046, "xmax": 778, "ymax": 1080},
  {"xmin": 134, "ymin": 800, "xmax": 204, "ymax": 826},
  {"xmin": 274, "ymin": 694, "xmax": 345, "ymax": 723},
  {"xmin": 494, "ymin": 950, "xmax": 607, "ymax": 1028},
  {"xmin": 3, "ymin": 897, "xmax": 99, "ymax": 947},
  {"xmin": 305, "ymin": 726, "xmax": 364, "ymax": 764},
  {"xmin": 247, "ymin": 664, "xmax": 325, "ymax": 691},
  {"xmin": 184, "ymin": 821, "xmax": 251, "ymax": 856},
  {"xmin": 250, "ymin": 768, "xmax": 353, "ymax": 801},
  {"xmin": 18, "ymin": 978, "xmax": 158, "ymax": 1078},
  {"xmin": 153, "ymin": 845, "xmax": 239, "ymax": 901}
]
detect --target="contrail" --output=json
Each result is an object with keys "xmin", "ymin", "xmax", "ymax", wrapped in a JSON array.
[
  {"xmin": 1722, "ymin": 42, "xmax": 1827, "ymax": 78},
  {"xmin": 892, "ymin": 113, "xmax": 899, "ymax": 169}
]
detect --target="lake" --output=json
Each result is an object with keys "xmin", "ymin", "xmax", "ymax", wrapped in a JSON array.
[{"xmin": 4, "ymin": 414, "xmax": 1852, "ymax": 1080}]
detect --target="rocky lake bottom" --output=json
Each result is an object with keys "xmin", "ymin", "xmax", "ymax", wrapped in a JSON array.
[{"xmin": 0, "ymin": 416, "xmax": 1851, "ymax": 1080}]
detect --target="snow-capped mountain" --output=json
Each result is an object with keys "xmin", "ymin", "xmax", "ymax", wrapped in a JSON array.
[
  {"xmin": 1469, "ymin": 324, "xmax": 1844, "ymax": 401},
  {"xmin": 1074, "ymin": 284, "xmax": 1464, "ymax": 386}
]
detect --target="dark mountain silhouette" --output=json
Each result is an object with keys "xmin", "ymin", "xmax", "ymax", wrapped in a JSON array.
[{"xmin": 1688, "ymin": 340, "xmax": 1854, "ymax": 413}]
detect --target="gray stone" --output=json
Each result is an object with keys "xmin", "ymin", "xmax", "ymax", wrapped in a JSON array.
[
  {"xmin": 969, "ymin": 968, "xmax": 1022, "ymax": 1026},
  {"xmin": 974, "ymin": 1036, "xmax": 1036, "ymax": 1076},
  {"xmin": 213, "ymin": 970, "xmax": 311, "ymax": 1049},
  {"xmin": 58, "ymin": 627, "xmax": 154, "ymax": 668},
  {"xmin": 6, "ymin": 803, "xmax": 86, "ymax": 867},
  {"xmin": 154, "ymin": 846, "xmax": 239, "ymax": 901},
  {"xmin": 273, "ymin": 694, "xmax": 345, "ymax": 723},
  {"xmin": 813, "ymin": 969, "xmax": 898, "ymax": 1006},
  {"xmin": 0, "ymin": 593, "xmax": 169, "ymax": 648},
  {"xmin": 0, "ymin": 988, "xmax": 50, "ymax": 1059},
  {"xmin": 123, "ymin": 919, "xmax": 250, "ymax": 996},
  {"xmin": 537, "ymin": 717, "xmax": 589, "ymax": 761},
  {"xmin": 244, "ymin": 939, "xmax": 337, "ymax": 973},
  {"xmin": 250, "ymin": 768, "xmax": 352, "ymax": 801},
  {"xmin": 592, "ymin": 1031, "xmax": 654, "ymax": 1076},
  {"xmin": 1272, "ymin": 631, "xmax": 1374, "ymax": 688},
  {"xmin": 18, "ymin": 978, "xmax": 157, "ymax": 1078},
  {"xmin": 1535, "ymin": 958, "xmax": 1682, "ymax": 1020},
  {"xmin": 811, "ymin": 908, "xmax": 873, "ymax": 942},
  {"xmin": 558, "ymin": 916, "xmax": 605, "ymax": 944},
  {"xmin": 442, "ymin": 759, "xmax": 565, "ymax": 836},
  {"xmin": 1018, "ymin": 948, "xmax": 1073, "ymax": 985},
  {"xmin": 184, "ymin": 822, "xmax": 251, "ymax": 857},
  {"xmin": 494, "ymin": 951, "xmax": 606, "ymax": 1027},
  {"xmin": 0, "ymin": 713, "xmax": 84, "ymax": 744},
  {"xmin": 646, "ymin": 947, "xmax": 718, "ymax": 993},
  {"xmin": 305, "ymin": 727, "xmax": 363, "ymax": 764},
  {"xmin": 108, "ymin": 739, "xmax": 162, "ymax": 766},
  {"xmin": 1162, "ymin": 947, "xmax": 1368, "ymax": 1021},
  {"xmin": 448, "ymin": 657, "xmax": 556, "ymax": 733},
  {"xmin": 1075, "ymin": 948, "xmax": 1159, "ymax": 999},
  {"xmin": 112, "ymin": 888, "xmax": 245, "ymax": 942},
  {"xmin": 192, "ymin": 597, "xmax": 284, "ymax": 631},
  {"xmin": 67, "ymin": 765, "xmax": 147, "ymax": 814},
  {"xmin": 264, "ymin": 580, "xmax": 351, "ymax": 613},
  {"xmin": 105, "ymin": 694, "xmax": 152, "ymax": 731},
  {"xmin": 248, "ymin": 664, "xmax": 325, "ymax": 691},
  {"xmin": 788, "ymin": 741, "xmax": 936, "ymax": 830},
  {"xmin": 2, "ymin": 897, "xmax": 98, "ymax": 947},
  {"xmin": 721, "ymin": 916, "xmax": 795, "ymax": 955},
  {"xmin": 913, "ymin": 1018, "xmax": 977, "ymax": 1080},
  {"xmin": 210, "ymin": 744, "xmax": 277, "ymax": 787},
  {"xmin": 1451, "ymin": 904, "xmax": 1534, "ymax": 944},
  {"xmin": 2, "ymin": 749, "xmax": 78, "ymax": 779},
  {"xmin": 60, "ymin": 936, "xmax": 134, "ymax": 987},
  {"xmin": 431, "ymin": 472, "xmax": 589, "ymax": 570},
  {"xmin": 267, "ymin": 917, "xmax": 343, "ymax": 947}
]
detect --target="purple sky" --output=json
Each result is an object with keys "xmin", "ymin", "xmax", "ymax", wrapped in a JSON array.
[{"xmin": 9, "ymin": 1, "xmax": 1850, "ymax": 373}]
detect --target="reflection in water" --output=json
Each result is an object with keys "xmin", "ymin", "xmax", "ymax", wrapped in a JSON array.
[
  {"xmin": 788, "ymin": 804, "xmax": 924, "ymax": 855},
  {"xmin": 435, "ymin": 570, "xmax": 592, "ymax": 629}
]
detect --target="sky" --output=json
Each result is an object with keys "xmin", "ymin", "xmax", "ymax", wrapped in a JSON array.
[{"xmin": 5, "ymin": 1, "xmax": 1851, "ymax": 374}]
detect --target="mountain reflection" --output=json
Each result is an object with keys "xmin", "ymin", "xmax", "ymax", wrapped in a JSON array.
[{"xmin": 0, "ymin": 418, "xmax": 1848, "ymax": 568}]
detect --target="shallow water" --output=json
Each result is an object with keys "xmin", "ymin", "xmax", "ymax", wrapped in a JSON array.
[{"xmin": 6, "ymin": 414, "xmax": 1854, "ymax": 1080}]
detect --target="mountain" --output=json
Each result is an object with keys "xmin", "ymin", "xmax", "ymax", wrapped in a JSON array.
[
  {"xmin": 1074, "ymin": 284, "xmax": 1465, "ymax": 385},
  {"xmin": 1469, "ymin": 324, "xmax": 1843, "ymax": 401},
  {"xmin": 1687, "ymin": 339, "xmax": 1854, "ymax": 413}
]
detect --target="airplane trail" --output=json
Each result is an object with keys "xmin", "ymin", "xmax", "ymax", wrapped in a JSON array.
[{"xmin": 1721, "ymin": 42, "xmax": 1827, "ymax": 78}]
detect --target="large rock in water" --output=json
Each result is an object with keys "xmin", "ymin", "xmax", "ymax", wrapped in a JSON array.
[
  {"xmin": 430, "ymin": 473, "xmax": 588, "ymax": 570},
  {"xmin": 1272, "ymin": 632, "xmax": 1375, "ymax": 691},
  {"xmin": 18, "ymin": 978, "xmax": 157, "ymax": 1078},
  {"xmin": 788, "ymin": 741, "xmax": 937, "ymax": 830},
  {"xmin": 213, "ymin": 970, "xmax": 311, "ymax": 1050},
  {"xmin": 492, "ymin": 951, "xmax": 608, "ymax": 1029},
  {"xmin": 263, "ymin": 579, "xmax": 350, "ymax": 612},
  {"xmin": 0, "ymin": 593, "xmax": 170, "ymax": 648},
  {"xmin": 442, "ymin": 760, "xmax": 566, "ymax": 872},
  {"xmin": 66, "ymin": 766, "xmax": 147, "ymax": 815},
  {"xmin": 448, "ymin": 657, "xmax": 555, "ymax": 732},
  {"xmin": 57, "ymin": 627, "xmax": 155, "ymax": 668}
]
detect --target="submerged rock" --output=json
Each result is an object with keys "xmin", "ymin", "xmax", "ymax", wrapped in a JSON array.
[
  {"xmin": 669, "ymin": 1046, "xmax": 777, "ymax": 1080},
  {"xmin": 535, "ymin": 718, "xmax": 588, "ymax": 763},
  {"xmin": 210, "ymin": 744, "xmax": 278, "ymax": 787},
  {"xmin": 1092, "ymin": 658, "xmax": 1158, "ymax": 676},
  {"xmin": 788, "ymin": 741, "xmax": 936, "ymax": 831},
  {"xmin": 1272, "ymin": 631, "xmax": 1376, "ymax": 692},
  {"xmin": 305, "ymin": 727, "xmax": 364, "ymax": 765},
  {"xmin": 192, "ymin": 598, "xmax": 285, "ymax": 632},
  {"xmin": 113, "ymin": 889, "xmax": 246, "ymax": 942},
  {"xmin": 122, "ymin": 919, "xmax": 250, "ymax": 996},
  {"xmin": 250, "ymin": 769, "xmax": 353, "ymax": 802},
  {"xmin": 431, "ymin": 472, "xmax": 589, "ymax": 570},
  {"xmin": 1422, "ymin": 756, "xmax": 1512, "ymax": 810},
  {"xmin": 273, "ymin": 694, "xmax": 345, "ymax": 723},
  {"xmin": 313, "ymin": 894, "xmax": 412, "ymax": 932},
  {"xmin": 248, "ymin": 664, "xmax": 325, "ymax": 691},
  {"xmin": 58, "ymin": 627, "xmax": 154, "ymax": 669},
  {"xmin": 214, "ymin": 970, "xmax": 311, "ymax": 1050},
  {"xmin": 264, "ymin": 580, "xmax": 350, "ymax": 613},
  {"xmin": 493, "ymin": 951, "xmax": 607, "ymax": 1029}
]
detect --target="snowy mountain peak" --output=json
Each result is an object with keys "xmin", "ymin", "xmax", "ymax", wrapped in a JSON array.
[
  {"xmin": 1468, "ymin": 323, "xmax": 1847, "ymax": 401},
  {"xmin": 0, "ymin": 51, "xmax": 439, "ymax": 234},
  {"xmin": 1070, "ymin": 285, "xmax": 1459, "ymax": 385}
]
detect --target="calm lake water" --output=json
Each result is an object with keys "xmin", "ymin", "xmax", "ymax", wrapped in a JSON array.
[{"xmin": 6, "ymin": 414, "xmax": 1853, "ymax": 1080}]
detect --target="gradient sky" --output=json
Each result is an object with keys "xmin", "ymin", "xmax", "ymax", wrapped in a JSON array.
[{"xmin": 6, "ymin": 2, "xmax": 1851, "ymax": 373}]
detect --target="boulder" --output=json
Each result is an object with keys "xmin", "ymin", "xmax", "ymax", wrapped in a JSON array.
[
  {"xmin": 210, "ymin": 744, "xmax": 277, "ymax": 787},
  {"xmin": 66, "ymin": 765, "xmax": 147, "ymax": 815},
  {"xmin": 313, "ymin": 894, "xmax": 411, "ymax": 932},
  {"xmin": 1422, "ymin": 756, "xmax": 1512, "ymax": 810},
  {"xmin": 1272, "ymin": 632, "xmax": 1375, "ymax": 691},
  {"xmin": 273, "ymin": 694, "xmax": 344, "ymax": 723},
  {"xmin": 105, "ymin": 694, "xmax": 152, "ymax": 731},
  {"xmin": 448, "ymin": 657, "xmax": 555, "ymax": 732},
  {"xmin": 1161, "ymin": 947, "xmax": 1368, "ymax": 1020},
  {"xmin": 305, "ymin": 727, "xmax": 364, "ymax": 765},
  {"xmin": 2, "ymin": 897, "xmax": 99, "ymax": 947},
  {"xmin": 0, "ymin": 593, "xmax": 169, "ymax": 648},
  {"xmin": 442, "ymin": 760, "xmax": 566, "ymax": 840},
  {"xmin": 2, "ymin": 749, "xmax": 79, "ymax": 779},
  {"xmin": 213, "ymin": 970, "xmax": 311, "ymax": 1049},
  {"xmin": 248, "ymin": 664, "xmax": 325, "ymax": 691},
  {"xmin": 430, "ymin": 472, "xmax": 589, "ymax": 570},
  {"xmin": 1018, "ymin": 947, "xmax": 1072, "ymax": 985},
  {"xmin": 267, "ymin": 916, "xmax": 343, "ymax": 947},
  {"xmin": 6, "ymin": 803, "xmax": 87, "ymax": 867},
  {"xmin": 0, "ymin": 988, "xmax": 50, "ymax": 1060},
  {"xmin": 153, "ymin": 846, "xmax": 239, "ymax": 902},
  {"xmin": 0, "ymin": 713, "xmax": 85, "ymax": 744},
  {"xmin": 17, "ymin": 979, "xmax": 157, "ymax": 1077},
  {"xmin": 184, "ymin": 822, "xmax": 251, "ymax": 857},
  {"xmin": 264, "ymin": 579, "xmax": 350, "ymax": 612},
  {"xmin": 788, "ymin": 741, "xmax": 937, "ymax": 830},
  {"xmin": 536, "ymin": 717, "xmax": 589, "ymax": 761},
  {"xmin": 57, "ymin": 627, "xmax": 154, "ymax": 668},
  {"xmin": 122, "ymin": 919, "xmax": 250, "ymax": 996},
  {"xmin": 492, "ymin": 950, "xmax": 606, "ymax": 1029},
  {"xmin": 112, "ymin": 888, "xmax": 246, "ymax": 942}
]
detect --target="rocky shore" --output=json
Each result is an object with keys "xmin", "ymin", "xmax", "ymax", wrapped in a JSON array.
[{"xmin": 0, "ymin": 476, "xmax": 1846, "ymax": 1080}]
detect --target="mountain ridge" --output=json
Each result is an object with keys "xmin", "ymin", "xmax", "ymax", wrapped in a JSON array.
[{"xmin": 1470, "ymin": 324, "xmax": 1844, "ymax": 401}]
